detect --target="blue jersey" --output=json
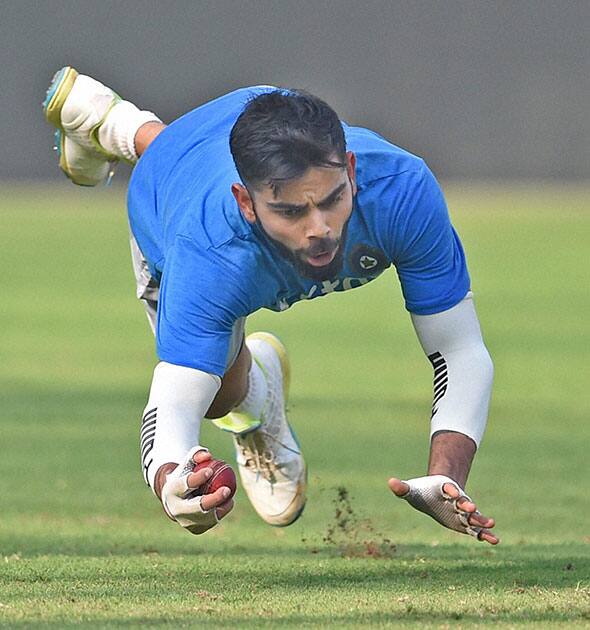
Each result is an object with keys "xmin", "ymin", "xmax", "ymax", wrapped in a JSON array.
[{"xmin": 128, "ymin": 86, "xmax": 470, "ymax": 376}]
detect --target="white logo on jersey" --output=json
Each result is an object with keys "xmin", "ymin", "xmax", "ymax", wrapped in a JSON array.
[
  {"xmin": 359, "ymin": 255, "xmax": 378, "ymax": 270},
  {"xmin": 276, "ymin": 276, "xmax": 370, "ymax": 311}
]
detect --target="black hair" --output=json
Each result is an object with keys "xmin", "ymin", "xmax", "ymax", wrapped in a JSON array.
[{"xmin": 229, "ymin": 88, "xmax": 346, "ymax": 193}]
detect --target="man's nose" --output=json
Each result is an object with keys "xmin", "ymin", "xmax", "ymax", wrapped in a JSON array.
[{"xmin": 305, "ymin": 208, "xmax": 330, "ymax": 239}]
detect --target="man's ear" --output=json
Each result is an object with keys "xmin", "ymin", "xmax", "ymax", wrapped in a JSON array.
[
  {"xmin": 346, "ymin": 151, "xmax": 357, "ymax": 196},
  {"xmin": 231, "ymin": 183, "xmax": 257, "ymax": 223}
]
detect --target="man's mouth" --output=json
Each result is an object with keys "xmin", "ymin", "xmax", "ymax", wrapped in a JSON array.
[{"xmin": 306, "ymin": 248, "xmax": 338, "ymax": 267}]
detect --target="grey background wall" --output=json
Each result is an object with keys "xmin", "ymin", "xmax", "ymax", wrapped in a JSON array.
[{"xmin": 1, "ymin": 0, "xmax": 588, "ymax": 180}]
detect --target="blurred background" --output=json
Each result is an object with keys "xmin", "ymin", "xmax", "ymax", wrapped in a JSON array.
[{"xmin": 1, "ymin": 0, "xmax": 588, "ymax": 181}]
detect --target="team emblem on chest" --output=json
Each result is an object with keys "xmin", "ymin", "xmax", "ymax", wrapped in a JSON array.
[
  {"xmin": 349, "ymin": 244, "xmax": 389, "ymax": 276},
  {"xmin": 359, "ymin": 254, "xmax": 378, "ymax": 270}
]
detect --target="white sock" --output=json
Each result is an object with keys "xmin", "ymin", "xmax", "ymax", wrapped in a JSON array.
[
  {"xmin": 98, "ymin": 101, "xmax": 161, "ymax": 162},
  {"xmin": 234, "ymin": 358, "xmax": 267, "ymax": 419}
]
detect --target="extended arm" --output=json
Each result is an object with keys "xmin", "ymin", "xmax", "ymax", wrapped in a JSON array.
[
  {"xmin": 415, "ymin": 289, "xmax": 493, "ymax": 486},
  {"xmin": 413, "ymin": 290, "xmax": 493, "ymax": 450},
  {"xmin": 141, "ymin": 361, "xmax": 234, "ymax": 534},
  {"xmin": 389, "ymin": 292, "xmax": 498, "ymax": 544}
]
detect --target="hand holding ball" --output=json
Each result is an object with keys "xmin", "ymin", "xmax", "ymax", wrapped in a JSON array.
[{"xmin": 188, "ymin": 458, "xmax": 237, "ymax": 500}]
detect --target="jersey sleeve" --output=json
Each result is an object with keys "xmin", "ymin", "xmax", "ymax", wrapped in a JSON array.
[
  {"xmin": 155, "ymin": 235, "xmax": 250, "ymax": 376},
  {"xmin": 390, "ymin": 164, "xmax": 470, "ymax": 315}
]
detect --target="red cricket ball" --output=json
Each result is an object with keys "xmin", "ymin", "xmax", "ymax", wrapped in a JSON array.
[{"xmin": 188, "ymin": 458, "xmax": 237, "ymax": 500}]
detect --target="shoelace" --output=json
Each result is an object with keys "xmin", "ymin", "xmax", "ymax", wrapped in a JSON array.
[
  {"xmin": 237, "ymin": 350, "xmax": 299, "ymax": 484},
  {"xmin": 237, "ymin": 432, "xmax": 279, "ymax": 484}
]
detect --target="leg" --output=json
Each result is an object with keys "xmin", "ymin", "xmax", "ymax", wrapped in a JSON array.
[
  {"xmin": 205, "ymin": 340, "xmax": 251, "ymax": 418},
  {"xmin": 132, "ymin": 241, "xmax": 250, "ymax": 419},
  {"xmin": 44, "ymin": 66, "xmax": 162, "ymax": 185},
  {"xmin": 212, "ymin": 332, "xmax": 307, "ymax": 527},
  {"xmin": 135, "ymin": 122, "xmax": 166, "ymax": 157}
]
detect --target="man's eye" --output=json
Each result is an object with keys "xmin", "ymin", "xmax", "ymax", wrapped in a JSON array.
[
  {"xmin": 323, "ymin": 193, "xmax": 344, "ymax": 208},
  {"xmin": 281, "ymin": 208, "xmax": 302, "ymax": 218}
]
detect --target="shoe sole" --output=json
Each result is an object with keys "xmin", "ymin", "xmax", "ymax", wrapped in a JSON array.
[
  {"xmin": 262, "ymin": 467, "xmax": 307, "ymax": 528},
  {"xmin": 43, "ymin": 66, "xmax": 78, "ymax": 129},
  {"xmin": 244, "ymin": 332, "xmax": 307, "ymax": 527},
  {"xmin": 43, "ymin": 66, "xmax": 118, "ymax": 186},
  {"xmin": 43, "ymin": 67, "xmax": 81, "ymax": 184}
]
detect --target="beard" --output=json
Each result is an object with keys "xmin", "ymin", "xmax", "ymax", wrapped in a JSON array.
[{"xmin": 255, "ymin": 215, "xmax": 349, "ymax": 282}]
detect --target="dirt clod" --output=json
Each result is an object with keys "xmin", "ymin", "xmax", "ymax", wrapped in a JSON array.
[{"xmin": 322, "ymin": 486, "xmax": 397, "ymax": 559}]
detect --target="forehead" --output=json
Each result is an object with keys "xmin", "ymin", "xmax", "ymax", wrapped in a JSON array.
[{"xmin": 258, "ymin": 165, "xmax": 347, "ymax": 202}]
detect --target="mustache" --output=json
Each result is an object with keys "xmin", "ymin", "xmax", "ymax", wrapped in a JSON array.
[{"xmin": 299, "ymin": 238, "xmax": 340, "ymax": 258}]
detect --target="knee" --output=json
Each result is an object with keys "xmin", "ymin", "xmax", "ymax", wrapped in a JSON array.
[
  {"xmin": 205, "ymin": 395, "xmax": 241, "ymax": 419},
  {"xmin": 205, "ymin": 340, "xmax": 250, "ymax": 419}
]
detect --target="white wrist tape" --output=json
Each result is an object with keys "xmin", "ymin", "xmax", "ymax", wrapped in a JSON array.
[
  {"xmin": 161, "ymin": 445, "xmax": 219, "ymax": 535},
  {"xmin": 399, "ymin": 475, "xmax": 482, "ymax": 538},
  {"xmin": 411, "ymin": 292, "xmax": 493, "ymax": 447},
  {"xmin": 140, "ymin": 362, "xmax": 221, "ymax": 491}
]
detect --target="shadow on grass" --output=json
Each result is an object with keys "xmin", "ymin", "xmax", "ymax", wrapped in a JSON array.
[
  {"xmin": 3, "ymin": 607, "xmax": 590, "ymax": 628},
  {"xmin": 2, "ymin": 544, "xmax": 588, "ymax": 589},
  {"xmin": 1, "ymin": 545, "xmax": 588, "ymax": 627}
]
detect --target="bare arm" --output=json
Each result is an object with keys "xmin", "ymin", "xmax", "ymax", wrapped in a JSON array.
[
  {"xmin": 427, "ymin": 430, "xmax": 475, "ymax": 488},
  {"xmin": 134, "ymin": 121, "xmax": 166, "ymax": 157}
]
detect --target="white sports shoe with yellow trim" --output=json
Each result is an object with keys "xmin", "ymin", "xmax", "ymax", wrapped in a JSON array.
[
  {"xmin": 43, "ymin": 66, "xmax": 120, "ymax": 186},
  {"xmin": 214, "ymin": 332, "xmax": 307, "ymax": 527}
]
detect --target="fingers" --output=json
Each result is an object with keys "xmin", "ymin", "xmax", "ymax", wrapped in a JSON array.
[
  {"xmin": 478, "ymin": 529, "xmax": 500, "ymax": 545},
  {"xmin": 469, "ymin": 512, "xmax": 495, "ymax": 529},
  {"xmin": 193, "ymin": 449, "xmax": 212, "ymax": 465},
  {"xmin": 200, "ymin": 486, "xmax": 232, "ymax": 512},
  {"xmin": 442, "ymin": 482, "xmax": 468, "ymax": 503},
  {"xmin": 443, "ymin": 482, "xmax": 476, "ymax": 512},
  {"xmin": 166, "ymin": 451, "xmax": 214, "ymax": 496},
  {"xmin": 442, "ymin": 481, "xmax": 460, "ymax": 499},
  {"xmin": 388, "ymin": 477, "xmax": 410, "ymax": 497},
  {"xmin": 184, "ymin": 499, "xmax": 234, "ymax": 534},
  {"xmin": 456, "ymin": 496, "xmax": 476, "ymax": 513},
  {"xmin": 442, "ymin": 482, "xmax": 499, "ymax": 543},
  {"xmin": 185, "ymin": 466, "xmax": 212, "ymax": 490},
  {"xmin": 446, "ymin": 485, "xmax": 495, "ymax": 528},
  {"xmin": 215, "ymin": 498, "xmax": 234, "ymax": 520},
  {"xmin": 185, "ymin": 450, "xmax": 216, "ymax": 493}
]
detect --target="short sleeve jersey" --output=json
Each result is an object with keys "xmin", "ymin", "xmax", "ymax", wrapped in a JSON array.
[{"xmin": 127, "ymin": 86, "xmax": 470, "ymax": 376}]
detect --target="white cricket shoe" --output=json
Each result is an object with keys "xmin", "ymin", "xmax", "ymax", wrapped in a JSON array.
[
  {"xmin": 215, "ymin": 333, "xmax": 307, "ymax": 527},
  {"xmin": 43, "ymin": 66, "xmax": 120, "ymax": 186}
]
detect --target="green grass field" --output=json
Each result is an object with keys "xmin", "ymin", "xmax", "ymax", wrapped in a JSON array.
[{"xmin": 1, "ymin": 183, "xmax": 589, "ymax": 628}]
